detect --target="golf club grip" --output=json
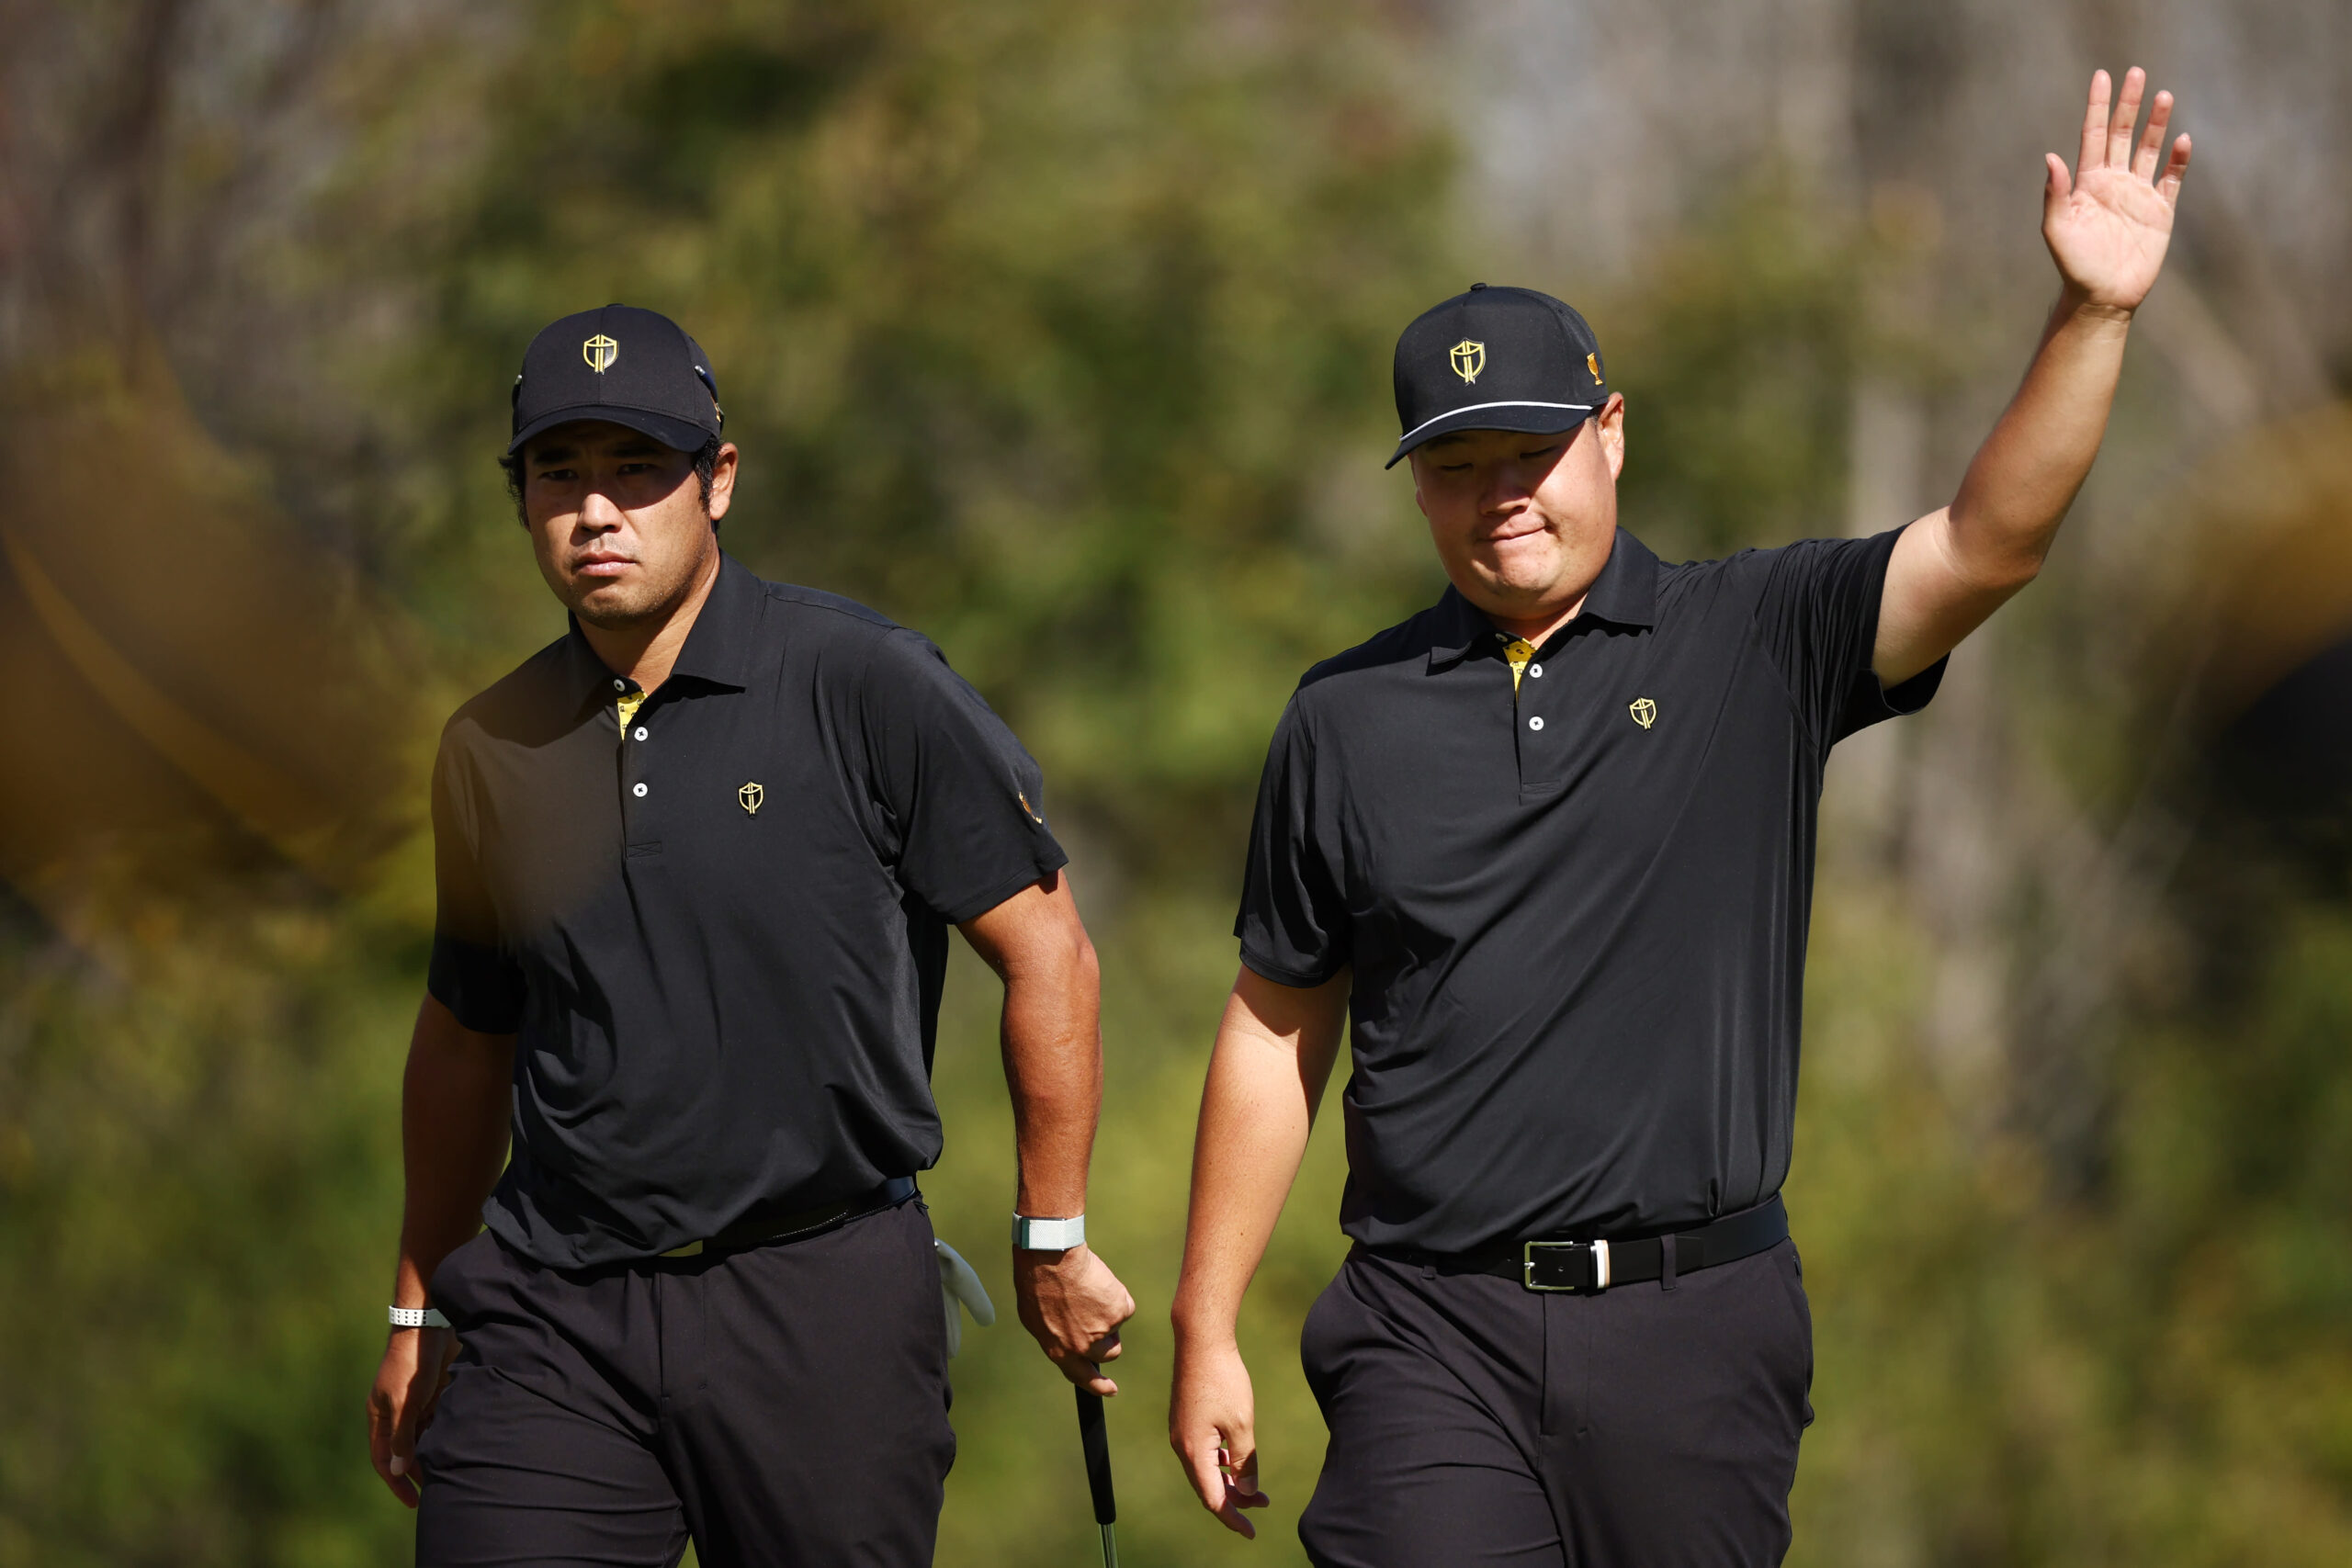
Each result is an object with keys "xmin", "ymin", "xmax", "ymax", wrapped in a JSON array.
[{"xmin": 1075, "ymin": 1387, "xmax": 1116, "ymax": 1525}]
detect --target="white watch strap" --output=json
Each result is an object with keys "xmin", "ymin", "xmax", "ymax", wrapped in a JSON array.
[
  {"xmin": 389, "ymin": 1305, "xmax": 452, "ymax": 1329},
  {"xmin": 1010, "ymin": 1213, "xmax": 1085, "ymax": 1251}
]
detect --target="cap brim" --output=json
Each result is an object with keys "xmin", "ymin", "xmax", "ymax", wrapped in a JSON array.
[
  {"xmin": 508, "ymin": 405, "xmax": 712, "ymax": 457},
  {"xmin": 1385, "ymin": 402, "xmax": 1597, "ymax": 468}
]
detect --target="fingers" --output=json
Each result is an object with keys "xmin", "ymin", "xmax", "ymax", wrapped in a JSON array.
[
  {"xmin": 1215, "ymin": 1433, "xmax": 1270, "ymax": 1537},
  {"xmin": 1174, "ymin": 1430, "xmax": 1266, "ymax": 1539},
  {"xmin": 1177, "ymin": 1435, "xmax": 1254, "ymax": 1537},
  {"xmin": 390, "ymin": 1402, "xmax": 424, "ymax": 1495},
  {"xmin": 1051, "ymin": 1346, "xmax": 1119, "ymax": 1396},
  {"xmin": 1221, "ymin": 1437, "xmax": 1269, "ymax": 1508},
  {"xmin": 2133, "ymin": 88, "xmax": 2174, "ymax": 179},
  {"xmin": 2043, "ymin": 152, "xmax": 2071, "ymax": 212},
  {"xmin": 2159, "ymin": 133, "xmax": 2192, "ymax": 204},
  {"xmin": 368, "ymin": 1393, "xmax": 421, "ymax": 1509},
  {"xmin": 2107, "ymin": 65, "xmax": 2145, "ymax": 171},
  {"xmin": 2078, "ymin": 68, "xmax": 2110, "ymax": 172}
]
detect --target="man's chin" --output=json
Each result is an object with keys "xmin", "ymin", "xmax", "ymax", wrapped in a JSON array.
[
  {"xmin": 1470, "ymin": 559, "xmax": 1570, "ymax": 603},
  {"xmin": 568, "ymin": 580, "xmax": 663, "ymax": 627}
]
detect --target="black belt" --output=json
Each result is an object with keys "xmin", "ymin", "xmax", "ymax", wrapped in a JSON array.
[
  {"xmin": 660, "ymin": 1176, "xmax": 918, "ymax": 1259},
  {"xmin": 1364, "ymin": 1194, "xmax": 1788, "ymax": 1294}
]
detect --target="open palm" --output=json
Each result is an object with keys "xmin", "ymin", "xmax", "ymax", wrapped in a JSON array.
[{"xmin": 2044, "ymin": 67, "xmax": 2192, "ymax": 311}]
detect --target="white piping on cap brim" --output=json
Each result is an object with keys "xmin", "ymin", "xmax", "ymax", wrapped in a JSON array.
[{"xmin": 1393, "ymin": 400, "xmax": 1597, "ymax": 451}]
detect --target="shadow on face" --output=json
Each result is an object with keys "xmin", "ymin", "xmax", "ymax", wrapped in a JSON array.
[
  {"xmin": 516, "ymin": 420, "xmax": 736, "ymax": 627},
  {"xmin": 1408, "ymin": 396, "xmax": 1626, "ymax": 624}
]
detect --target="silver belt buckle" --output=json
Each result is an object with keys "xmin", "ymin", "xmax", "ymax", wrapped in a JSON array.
[{"xmin": 1522, "ymin": 1237, "xmax": 1611, "ymax": 1293}]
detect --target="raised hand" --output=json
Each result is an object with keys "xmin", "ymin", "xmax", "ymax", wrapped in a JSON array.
[{"xmin": 2044, "ymin": 67, "xmax": 2191, "ymax": 313}]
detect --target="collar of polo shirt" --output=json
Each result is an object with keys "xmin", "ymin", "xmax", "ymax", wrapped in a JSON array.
[
  {"xmin": 561, "ymin": 554, "xmax": 766, "ymax": 714},
  {"xmin": 1426, "ymin": 527, "xmax": 1662, "ymax": 671}
]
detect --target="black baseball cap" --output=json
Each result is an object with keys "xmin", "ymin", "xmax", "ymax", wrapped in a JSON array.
[
  {"xmin": 508, "ymin": 304, "xmax": 723, "ymax": 457},
  {"xmin": 1386, "ymin": 283, "xmax": 1610, "ymax": 468}
]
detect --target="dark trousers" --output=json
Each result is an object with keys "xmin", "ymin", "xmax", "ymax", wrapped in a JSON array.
[
  {"xmin": 413, "ymin": 1199, "xmax": 954, "ymax": 1568},
  {"xmin": 1298, "ymin": 1238, "xmax": 1814, "ymax": 1568}
]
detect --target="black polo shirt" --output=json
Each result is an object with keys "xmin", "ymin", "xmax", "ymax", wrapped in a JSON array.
[
  {"xmin": 1237, "ymin": 527, "xmax": 1942, "ymax": 1253},
  {"xmin": 428, "ymin": 554, "xmax": 1066, "ymax": 1269}
]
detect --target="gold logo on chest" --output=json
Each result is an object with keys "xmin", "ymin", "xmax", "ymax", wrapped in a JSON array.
[
  {"xmin": 739, "ymin": 781, "xmax": 764, "ymax": 815},
  {"xmin": 1628, "ymin": 697, "xmax": 1657, "ymax": 729}
]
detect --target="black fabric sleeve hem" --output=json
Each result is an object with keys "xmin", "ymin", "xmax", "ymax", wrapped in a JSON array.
[
  {"xmin": 935, "ymin": 843, "xmax": 1072, "ymax": 928},
  {"xmin": 424, "ymin": 977, "xmax": 524, "ymax": 1037},
  {"xmin": 1238, "ymin": 947, "xmax": 1343, "ymax": 989},
  {"xmin": 1881, "ymin": 659, "xmax": 1945, "ymax": 716},
  {"xmin": 427, "ymin": 937, "xmax": 525, "ymax": 1035},
  {"xmin": 1837, "ymin": 653, "xmax": 1947, "ymax": 736},
  {"xmin": 1823, "ymin": 525, "xmax": 1945, "ymax": 744}
]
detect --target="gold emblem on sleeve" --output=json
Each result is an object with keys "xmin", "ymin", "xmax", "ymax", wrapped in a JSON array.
[
  {"xmin": 1629, "ymin": 697, "xmax": 1657, "ymax": 729},
  {"xmin": 739, "ymin": 782, "xmax": 763, "ymax": 815}
]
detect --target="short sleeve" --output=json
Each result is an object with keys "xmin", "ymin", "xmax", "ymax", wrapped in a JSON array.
[
  {"xmin": 1753, "ymin": 526, "xmax": 1945, "ymax": 752},
  {"xmin": 425, "ymin": 730, "xmax": 526, "ymax": 1033},
  {"xmin": 862, "ymin": 629, "xmax": 1068, "ymax": 924},
  {"xmin": 1234, "ymin": 695, "xmax": 1348, "ymax": 987}
]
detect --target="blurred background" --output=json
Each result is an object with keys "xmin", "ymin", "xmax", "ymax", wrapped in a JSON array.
[{"xmin": 3, "ymin": 1, "xmax": 2349, "ymax": 1562}]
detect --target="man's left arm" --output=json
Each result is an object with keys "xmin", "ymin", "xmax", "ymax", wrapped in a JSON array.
[
  {"xmin": 959, "ymin": 874, "xmax": 1137, "ymax": 1394},
  {"xmin": 1877, "ymin": 66, "xmax": 2192, "ymax": 685}
]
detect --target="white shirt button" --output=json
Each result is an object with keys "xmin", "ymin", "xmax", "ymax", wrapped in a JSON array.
[
  {"xmin": 633, "ymin": 727, "xmax": 648, "ymax": 741},
  {"xmin": 633, "ymin": 782, "xmax": 648, "ymax": 797},
  {"xmin": 1528, "ymin": 664, "xmax": 1543, "ymax": 678},
  {"xmin": 1528, "ymin": 716, "xmax": 1544, "ymax": 731},
  {"xmin": 613, "ymin": 679, "xmax": 627, "ymax": 692}
]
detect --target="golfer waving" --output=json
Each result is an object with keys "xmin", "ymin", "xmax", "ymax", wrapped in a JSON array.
[{"xmin": 1171, "ymin": 71, "xmax": 2188, "ymax": 1565}]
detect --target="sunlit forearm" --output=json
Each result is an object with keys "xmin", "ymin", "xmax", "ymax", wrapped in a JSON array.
[
  {"xmin": 1170, "ymin": 969, "xmax": 1348, "ymax": 1347},
  {"xmin": 961, "ymin": 876, "xmax": 1102, "ymax": 1219},
  {"xmin": 1949, "ymin": 287, "xmax": 2132, "ymax": 580},
  {"xmin": 1000, "ymin": 936, "xmax": 1101, "ymax": 1220},
  {"xmin": 1877, "ymin": 289, "xmax": 2133, "ymax": 683}
]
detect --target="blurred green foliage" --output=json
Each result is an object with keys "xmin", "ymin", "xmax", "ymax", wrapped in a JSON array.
[{"xmin": 6, "ymin": 3, "xmax": 2352, "ymax": 1566}]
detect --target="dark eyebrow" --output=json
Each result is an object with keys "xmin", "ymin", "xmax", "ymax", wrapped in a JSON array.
[{"xmin": 528, "ymin": 443, "xmax": 579, "ymax": 466}]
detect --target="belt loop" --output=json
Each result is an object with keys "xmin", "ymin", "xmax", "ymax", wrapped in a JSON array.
[{"xmin": 1660, "ymin": 1234, "xmax": 1678, "ymax": 1292}]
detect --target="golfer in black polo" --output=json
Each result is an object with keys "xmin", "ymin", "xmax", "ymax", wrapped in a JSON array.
[
  {"xmin": 365, "ymin": 304, "xmax": 1135, "ymax": 1566},
  {"xmin": 1170, "ymin": 71, "xmax": 2189, "ymax": 1564}
]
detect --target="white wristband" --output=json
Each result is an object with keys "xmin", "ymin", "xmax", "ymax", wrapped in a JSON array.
[
  {"xmin": 389, "ymin": 1305, "xmax": 452, "ymax": 1329},
  {"xmin": 1011, "ymin": 1213, "xmax": 1085, "ymax": 1251}
]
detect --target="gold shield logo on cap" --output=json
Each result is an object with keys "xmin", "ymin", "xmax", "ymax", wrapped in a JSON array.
[
  {"xmin": 1588, "ymin": 352, "xmax": 1602, "ymax": 383},
  {"xmin": 1450, "ymin": 339, "xmax": 1485, "ymax": 384},
  {"xmin": 1629, "ymin": 697, "xmax": 1657, "ymax": 729},
  {"xmin": 739, "ymin": 781, "xmax": 763, "ymax": 815},
  {"xmin": 583, "ymin": 333, "xmax": 620, "ymax": 373}
]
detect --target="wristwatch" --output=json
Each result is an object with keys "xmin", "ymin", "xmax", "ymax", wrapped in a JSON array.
[
  {"xmin": 1010, "ymin": 1213, "xmax": 1085, "ymax": 1251},
  {"xmin": 389, "ymin": 1305, "xmax": 453, "ymax": 1329}
]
